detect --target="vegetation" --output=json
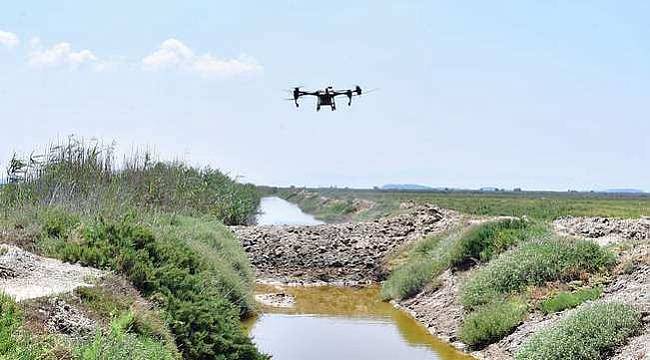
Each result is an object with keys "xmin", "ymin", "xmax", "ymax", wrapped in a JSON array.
[
  {"xmin": 1, "ymin": 138, "xmax": 260, "ymax": 224},
  {"xmin": 460, "ymin": 237, "xmax": 615, "ymax": 310},
  {"xmin": 76, "ymin": 312, "xmax": 177, "ymax": 360},
  {"xmin": 73, "ymin": 280, "xmax": 180, "ymax": 358},
  {"xmin": 0, "ymin": 293, "xmax": 54, "ymax": 359},
  {"xmin": 539, "ymin": 287, "xmax": 602, "ymax": 314},
  {"xmin": 0, "ymin": 138, "xmax": 265, "ymax": 360},
  {"xmin": 381, "ymin": 219, "xmax": 544, "ymax": 300},
  {"xmin": 269, "ymin": 187, "xmax": 650, "ymax": 222},
  {"xmin": 459, "ymin": 298, "xmax": 528, "ymax": 348},
  {"xmin": 516, "ymin": 302, "xmax": 642, "ymax": 360}
]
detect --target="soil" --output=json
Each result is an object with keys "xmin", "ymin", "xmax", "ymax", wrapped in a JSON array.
[
  {"xmin": 0, "ymin": 243, "xmax": 105, "ymax": 301},
  {"xmin": 233, "ymin": 204, "xmax": 461, "ymax": 283}
]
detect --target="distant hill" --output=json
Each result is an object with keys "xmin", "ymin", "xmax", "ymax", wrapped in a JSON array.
[
  {"xmin": 604, "ymin": 189, "xmax": 645, "ymax": 194},
  {"xmin": 381, "ymin": 184, "xmax": 433, "ymax": 190}
]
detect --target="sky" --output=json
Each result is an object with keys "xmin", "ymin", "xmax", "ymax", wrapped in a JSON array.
[{"xmin": 1, "ymin": 1, "xmax": 649, "ymax": 191}]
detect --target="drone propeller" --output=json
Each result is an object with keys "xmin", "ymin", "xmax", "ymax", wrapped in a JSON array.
[{"xmin": 353, "ymin": 87, "xmax": 378, "ymax": 96}]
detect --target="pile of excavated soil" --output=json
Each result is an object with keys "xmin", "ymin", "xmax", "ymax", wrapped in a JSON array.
[
  {"xmin": 233, "ymin": 204, "xmax": 461, "ymax": 283},
  {"xmin": 0, "ymin": 244, "xmax": 105, "ymax": 301},
  {"xmin": 554, "ymin": 216, "xmax": 650, "ymax": 245},
  {"xmin": 393, "ymin": 269, "xmax": 467, "ymax": 350}
]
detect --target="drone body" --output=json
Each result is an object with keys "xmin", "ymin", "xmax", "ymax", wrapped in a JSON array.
[{"xmin": 288, "ymin": 86, "xmax": 366, "ymax": 111}]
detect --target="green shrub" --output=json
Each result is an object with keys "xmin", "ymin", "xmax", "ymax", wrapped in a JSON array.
[
  {"xmin": 42, "ymin": 209, "xmax": 80, "ymax": 238},
  {"xmin": 450, "ymin": 219, "xmax": 544, "ymax": 263},
  {"xmin": 48, "ymin": 217, "xmax": 264, "ymax": 360},
  {"xmin": 382, "ymin": 219, "xmax": 544, "ymax": 300},
  {"xmin": 539, "ymin": 287, "xmax": 602, "ymax": 314},
  {"xmin": 459, "ymin": 298, "xmax": 528, "ymax": 348},
  {"xmin": 516, "ymin": 302, "xmax": 641, "ymax": 360},
  {"xmin": 461, "ymin": 238, "xmax": 615, "ymax": 309},
  {"xmin": 149, "ymin": 215, "xmax": 256, "ymax": 315}
]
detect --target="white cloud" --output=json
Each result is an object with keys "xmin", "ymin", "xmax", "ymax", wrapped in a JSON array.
[
  {"xmin": 28, "ymin": 41, "xmax": 104, "ymax": 70},
  {"xmin": 142, "ymin": 38, "xmax": 262, "ymax": 77},
  {"xmin": 0, "ymin": 30, "xmax": 19, "ymax": 48}
]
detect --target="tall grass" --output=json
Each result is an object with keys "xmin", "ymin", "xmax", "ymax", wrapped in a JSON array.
[{"xmin": 1, "ymin": 137, "xmax": 259, "ymax": 225}]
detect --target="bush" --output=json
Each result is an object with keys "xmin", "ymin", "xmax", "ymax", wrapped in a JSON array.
[
  {"xmin": 459, "ymin": 298, "xmax": 528, "ymax": 348},
  {"xmin": 381, "ymin": 219, "xmax": 544, "ymax": 300},
  {"xmin": 516, "ymin": 302, "xmax": 641, "ymax": 360},
  {"xmin": 449, "ymin": 218, "xmax": 544, "ymax": 264},
  {"xmin": 539, "ymin": 287, "xmax": 602, "ymax": 314},
  {"xmin": 149, "ymin": 215, "xmax": 256, "ymax": 315},
  {"xmin": 48, "ymin": 217, "xmax": 265, "ymax": 360},
  {"xmin": 461, "ymin": 238, "xmax": 615, "ymax": 309}
]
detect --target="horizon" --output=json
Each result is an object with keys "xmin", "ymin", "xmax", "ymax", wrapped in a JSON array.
[{"xmin": 1, "ymin": 1, "xmax": 648, "ymax": 192}]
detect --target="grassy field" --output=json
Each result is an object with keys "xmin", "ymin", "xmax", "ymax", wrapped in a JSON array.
[
  {"xmin": 266, "ymin": 187, "xmax": 650, "ymax": 222},
  {"xmin": 0, "ymin": 138, "xmax": 266, "ymax": 360}
]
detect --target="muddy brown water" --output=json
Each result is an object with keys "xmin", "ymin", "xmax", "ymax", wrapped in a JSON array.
[
  {"xmin": 247, "ymin": 197, "xmax": 471, "ymax": 359},
  {"xmin": 244, "ymin": 285, "xmax": 471, "ymax": 360}
]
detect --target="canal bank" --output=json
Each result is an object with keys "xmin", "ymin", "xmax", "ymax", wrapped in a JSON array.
[{"xmin": 239, "ymin": 196, "xmax": 472, "ymax": 359}]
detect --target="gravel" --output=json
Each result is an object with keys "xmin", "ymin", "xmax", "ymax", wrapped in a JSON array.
[{"xmin": 0, "ymin": 244, "xmax": 105, "ymax": 301}]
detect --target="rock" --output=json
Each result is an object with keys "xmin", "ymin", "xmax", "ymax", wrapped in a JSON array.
[
  {"xmin": 553, "ymin": 217, "xmax": 650, "ymax": 245},
  {"xmin": 232, "ymin": 204, "xmax": 460, "ymax": 283},
  {"xmin": 45, "ymin": 298, "xmax": 96, "ymax": 337},
  {"xmin": 255, "ymin": 292, "xmax": 295, "ymax": 308}
]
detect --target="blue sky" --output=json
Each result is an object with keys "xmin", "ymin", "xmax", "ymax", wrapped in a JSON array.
[{"xmin": 1, "ymin": 1, "xmax": 648, "ymax": 190}]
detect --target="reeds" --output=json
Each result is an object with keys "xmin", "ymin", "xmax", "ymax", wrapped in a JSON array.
[{"xmin": 1, "ymin": 137, "xmax": 259, "ymax": 225}]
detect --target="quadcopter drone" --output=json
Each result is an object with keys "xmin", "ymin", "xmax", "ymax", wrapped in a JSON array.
[{"xmin": 285, "ymin": 86, "xmax": 373, "ymax": 111}]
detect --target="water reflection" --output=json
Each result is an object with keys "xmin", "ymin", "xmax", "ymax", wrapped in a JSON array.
[
  {"xmin": 245, "ymin": 285, "xmax": 472, "ymax": 360},
  {"xmin": 256, "ymin": 197, "xmax": 324, "ymax": 226}
]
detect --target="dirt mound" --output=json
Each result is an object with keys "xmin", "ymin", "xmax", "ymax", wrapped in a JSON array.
[
  {"xmin": 554, "ymin": 217, "xmax": 650, "ymax": 245},
  {"xmin": 233, "ymin": 204, "xmax": 460, "ymax": 283},
  {"xmin": 0, "ymin": 244, "xmax": 105, "ymax": 301}
]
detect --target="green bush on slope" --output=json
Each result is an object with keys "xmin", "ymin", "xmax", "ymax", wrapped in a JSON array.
[
  {"xmin": 539, "ymin": 287, "xmax": 602, "ymax": 314},
  {"xmin": 46, "ymin": 216, "xmax": 263, "ymax": 360},
  {"xmin": 459, "ymin": 298, "xmax": 528, "ymax": 348},
  {"xmin": 460, "ymin": 237, "xmax": 615, "ymax": 310},
  {"xmin": 381, "ymin": 219, "xmax": 544, "ymax": 300},
  {"xmin": 516, "ymin": 302, "xmax": 641, "ymax": 360}
]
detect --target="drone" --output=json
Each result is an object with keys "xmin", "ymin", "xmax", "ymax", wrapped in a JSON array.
[{"xmin": 285, "ymin": 85, "xmax": 373, "ymax": 111}]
